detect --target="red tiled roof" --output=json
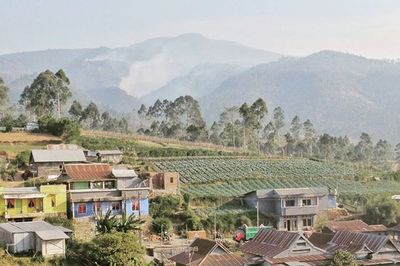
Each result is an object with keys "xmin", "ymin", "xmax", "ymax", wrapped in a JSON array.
[
  {"xmin": 64, "ymin": 164, "xmax": 112, "ymax": 181},
  {"xmin": 241, "ymin": 229, "xmax": 300, "ymax": 257},
  {"xmin": 326, "ymin": 220, "xmax": 387, "ymax": 233},
  {"xmin": 169, "ymin": 239, "xmax": 246, "ymax": 266}
]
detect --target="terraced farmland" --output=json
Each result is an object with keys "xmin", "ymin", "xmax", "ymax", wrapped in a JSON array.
[{"xmin": 152, "ymin": 157, "xmax": 400, "ymax": 197}]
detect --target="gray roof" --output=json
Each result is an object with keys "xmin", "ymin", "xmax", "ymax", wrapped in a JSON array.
[
  {"xmin": 36, "ymin": 229, "xmax": 69, "ymax": 240},
  {"xmin": 255, "ymin": 187, "xmax": 328, "ymax": 198},
  {"xmin": 112, "ymin": 168, "xmax": 138, "ymax": 178},
  {"xmin": 31, "ymin": 149, "xmax": 87, "ymax": 163},
  {"xmin": 3, "ymin": 187, "xmax": 40, "ymax": 194},
  {"xmin": 97, "ymin": 150, "xmax": 123, "ymax": 156},
  {"xmin": 0, "ymin": 221, "xmax": 69, "ymax": 240}
]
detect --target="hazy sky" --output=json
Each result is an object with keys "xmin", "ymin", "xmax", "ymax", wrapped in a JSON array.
[{"xmin": 2, "ymin": 0, "xmax": 400, "ymax": 58}]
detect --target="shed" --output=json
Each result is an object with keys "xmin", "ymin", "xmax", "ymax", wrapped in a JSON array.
[
  {"xmin": 0, "ymin": 221, "xmax": 69, "ymax": 257},
  {"xmin": 96, "ymin": 150, "xmax": 123, "ymax": 164}
]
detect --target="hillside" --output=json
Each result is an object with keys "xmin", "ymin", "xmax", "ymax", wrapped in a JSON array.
[
  {"xmin": 0, "ymin": 33, "xmax": 281, "ymax": 111},
  {"xmin": 200, "ymin": 51, "xmax": 400, "ymax": 142},
  {"xmin": 152, "ymin": 157, "xmax": 400, "ymax": 197}
]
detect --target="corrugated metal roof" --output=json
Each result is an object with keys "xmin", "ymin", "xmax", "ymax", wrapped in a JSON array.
[
  {"xmin": 35, "ymin": 229, "xmax": 69, "ymax": 240},
  {"xmin": 0, "ymin": 221, "xmax": 69, "ymax": 241},
  {"xmin": 31, "ymin": 149, "xmax": 86, "ymax": 163},
  {"xmin": 307, "ymin": 233, "xmax": 335, "ymax": 249},
  {"xmin": 256, "ymin": 187, "xmax": 328, "ymax": 198},
  {"xmin": 325, "ymin": 231, "xmax": 390, "ymax": 254},
  {"xmin": 47, "ymin": 144, "xmax": 79, "ymax": 150},
  {"xmin": 64, "ymin": 164, "xmax": 112, "ymax": 181},
  {"xmin": 112, "ymin": 168, "xmax": 138, "ymax": 178},
  {"xmin": 241, "ymin": 229, "xmax": 300, "ymax": 257},
  {"xmin": 326, "ymin": 220, "xmax": 387, "ymax": 233},
  {"xmin": 269, "ymin": 254, "xmax": 328, "ymax": 265},
  {"xmin": 97, "ymin": 150, "xmax": 123, "ymax": 156},
  {"xmin": 169, "ymin": 239, "xmax": 246, "ymax": 266}
]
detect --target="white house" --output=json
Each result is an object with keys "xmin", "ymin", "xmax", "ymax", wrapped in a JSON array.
[{"xmin": 0, "ymin": 221, "xmax": 69, "ymax": 258}]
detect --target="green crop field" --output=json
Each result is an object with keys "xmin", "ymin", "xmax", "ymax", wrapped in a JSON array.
[{"xmin": 152, "ymin": 157, "xmax": 400, "ymax": 197}]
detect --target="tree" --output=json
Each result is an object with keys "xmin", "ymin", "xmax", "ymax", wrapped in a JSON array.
[
  {"xmin": 152, "ymin": 217, "xmax": 173, "ymax": 234},
  {"xmin": 290, "ymin": 115, "xmax": 302, "ymax": 141},
  {"xmin": 303, "ymin": 119, "xmax": 317, "ymax": 156},
  {"xmin": 86, "ymin": 232, "xmax": 145, "ymax": 266},
  {"xmin": 19, "ymin": 69, "xmax": 72, "ymax": 118},
  {"xmin": 354, "ymin": 132, "xmax": 373, "ymax": 162},
  {"xmin": 364, "ymin": 195, "xmax": 400, "ymax": 226},
  {"xmin": 273, "ymin": 106, "xmax": 285, "ymax": 136},
  {"xmin": 209, "ymin": 121, "xmax": 221, "ymax": 145},
  {"xmin": 328, "ymin": 250, "xmax": 357, "ymax": 266},
  {"xmin": 81, "ymin": 102, "xmax": 100, "ymax": 129},
  {"xmin": 396, "ymin": 143, "xmax": 400, "ymax": 163},
  {"xmin": 69, "ymin": 100, "xmax": 83, "ymax": 121},
  {"xmin": 373, "ymin": 139, "xmax": 391, "ymax": 163},
  {"xmin": 0, "ymin": 77, "xmax": 9, "ymax": 108}
]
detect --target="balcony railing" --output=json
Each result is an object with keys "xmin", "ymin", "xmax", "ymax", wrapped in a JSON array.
[{"xmin": 281, "ymin": 205, "xmax": 318, "ymax": 216}]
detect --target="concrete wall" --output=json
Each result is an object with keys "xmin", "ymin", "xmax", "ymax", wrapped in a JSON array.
[{"xmin": 40, "ymin": 185, "xmax": 67, "ymax": 215}]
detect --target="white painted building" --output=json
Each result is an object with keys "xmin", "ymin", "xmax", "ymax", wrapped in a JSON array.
[{"xmin": 0, "ymin": 221, "xmax": 69, "ymax": 258}]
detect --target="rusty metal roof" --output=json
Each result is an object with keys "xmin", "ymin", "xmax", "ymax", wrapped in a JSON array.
[
  {"xmin": 241, "ymin": 229, "xmax": 300, "ymax": 257},
  {"xmin": 268, "ymin": 254, "xmax": 329, "ymax": 265},
  {"xmin": 307, "ymin": 233, "xmax": 335, "ymax": 249},
  {"xmin": 63, "ymin": 164, "xmax": 113, "ymax": 181},
  {"xmin": 325, "ymin": 231, "xmax": 390, "ymax": 254},
  {"xmin": 326, "ymin": 220, "xmax": 387, "ymax": 233},
  {"xmin": 169, "ymin": 239, "xmax": 247, "ymax": 266}
]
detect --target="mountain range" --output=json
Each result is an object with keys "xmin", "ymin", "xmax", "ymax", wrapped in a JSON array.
[{"xmin": 1, "ymin": 34, "xmax": 400, "ymax": 143}]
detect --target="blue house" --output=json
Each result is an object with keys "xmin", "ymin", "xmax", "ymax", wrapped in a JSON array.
[{"xmin": 56, "ymin": 164, "xmax": 150, "ymax": 219}]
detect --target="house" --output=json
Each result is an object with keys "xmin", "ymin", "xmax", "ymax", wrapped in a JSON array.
[
  {"xmin": 96, "ymin": 150, "xmax": 123, "ymax": 164},
  {"xmin": 25, "ymin": 122, "xmax": 39, "ymax": 132},
  {"xmin": 323, "ymin": 219, "xmax": 387, "ymax": 235},
  {"xmin": 30, "ymin": 149, "xmax": 87, "ymax": 177},
  {"xmin": 55, "ymin": 164, "xmax": 150, "ymax": 219},
  {"xmin": 149, "ymin": 172, "xmax": 180, "ymax": 194},
  {"xmin": 309, "ymin": 231, "xmax": 400, "ymax": 264},
  {"xmin": 245, "ymin": 187, "xmax": 336, "ymax": 231},
  {"xmin": 0, "ymin": 185, "xmax": 67, "ymax": 221},
  {"xmin": 241, "ymin": 228, "xmax": 327, "ymax": 265},
  {"xmin": 0, "ymin": 221, "xmax": 69, "ymax": 258},
  {"xmin": 170, "ymin": 238, "xmax": 248, "ymax": 266}
]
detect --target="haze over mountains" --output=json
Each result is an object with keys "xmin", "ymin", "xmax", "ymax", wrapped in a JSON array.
[{"xmin": 1, "ymin": 33, "xmax": 400, "ymax": 143}]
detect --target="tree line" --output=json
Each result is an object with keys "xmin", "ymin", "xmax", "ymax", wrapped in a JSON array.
[{"xmin": 138, "ymin": 97, "xmax": 397, "ymax": 165}]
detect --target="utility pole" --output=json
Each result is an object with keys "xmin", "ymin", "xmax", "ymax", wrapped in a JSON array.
[{"xmin": 256, "ymin": 198, "xmax": 260, "ymax": 227}]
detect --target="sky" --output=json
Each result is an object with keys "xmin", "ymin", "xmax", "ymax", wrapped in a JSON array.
[{"xmin": 2, "ymin": 0, "xmax": 400, "ymax": 58}]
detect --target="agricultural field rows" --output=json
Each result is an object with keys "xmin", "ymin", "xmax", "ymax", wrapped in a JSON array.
[
  {"xmin": 153, "ymin": 158, "xmax": 356, "ymax": 184},
  {"xmin": 153, "ymin": 158, "xmax": 398, "ymax": 197}
]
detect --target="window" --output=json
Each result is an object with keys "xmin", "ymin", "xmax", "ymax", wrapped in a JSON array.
[
  {"xmin": 303, "ymin": 218, "xmax": 312, "ymax": 227},
  {"xmin": 28, "ymin": 199, "xmax": 35, "ymax": 208},
  {"xmin": 77, "ymin": 203, "xmax": 87, "ymax": 214},
  {"xmin": 7, "ymin": 199, "xmax": 15, "ymax": 209},
  {"xmin": 132, "ymin": 198, "xmax": 140, "ymax": 211},
  {"xmin": 302, "ymin": 199, "xmax": 312, "ymax": 206},
  {"xmin": 104, "ymin": 181, "xmax": 115, "ymax": 189},
  {"xmin": 94, "ymin": 202, "xmax": 102, "ymax": 213},
  {"xmin": 170, "ymin": 177, "xmax": 174, "ymax": 183},
  {"xmin": 285, "ymin": 199, "xmax": 295, "ymax": 207},
  {"xmin": 92, "ymin": 181, "xmax": 103, "ymax": 189},
  {"xmin": 51, "ymin": 194, "xmax": 56, "ymax": 208},
  {"xmin": 111, "ymin": 202, "xmax": 120, "ymax": 211}
]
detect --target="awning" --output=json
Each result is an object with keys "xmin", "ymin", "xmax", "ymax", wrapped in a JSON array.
[{"xmin": 3, "ymin": 193, "xmax": 45, "ymax": 199}]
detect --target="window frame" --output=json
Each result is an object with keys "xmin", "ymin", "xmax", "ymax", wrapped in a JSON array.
[
  {"xmin": 28, "ymin": 199, "xmax": 35, "ymax": 208},
  {"xmin": 77, "ymin": 203, "xmax": 87, "ymax": 214},
  {"xmin": 7, "ymin": 199, "xmax": 15, "ymax": 209},
  {"xmin": 285, "ymin": 199, "xmax": 296, "ymax": 207}
]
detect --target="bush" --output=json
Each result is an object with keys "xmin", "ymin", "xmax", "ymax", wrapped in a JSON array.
[
  {"xmin": 152, "ymin": 217, "xmax": 172, "ymax": 234},
  {"xmin": 45, "ymin": 216, "xmax": 74, "ymax": 230},
  {"xmin": 236, "ymin": 215, "xmax": 252, "ymax": 227},
  {"xmin": 38, "ymin": 116, "xmax": 80, "ymax": 142},
  {"xmin": 69, "ymin": 232, "xmax": 145, "ymax": 266},
  {"xmin": 150, "ymin": 195, "xmax": 182, "ymax": 217}
]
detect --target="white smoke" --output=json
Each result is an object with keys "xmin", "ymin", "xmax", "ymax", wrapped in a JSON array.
[{"xmin": 119, "ymin": 54, "xmax": 185, "ymax": 98}]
